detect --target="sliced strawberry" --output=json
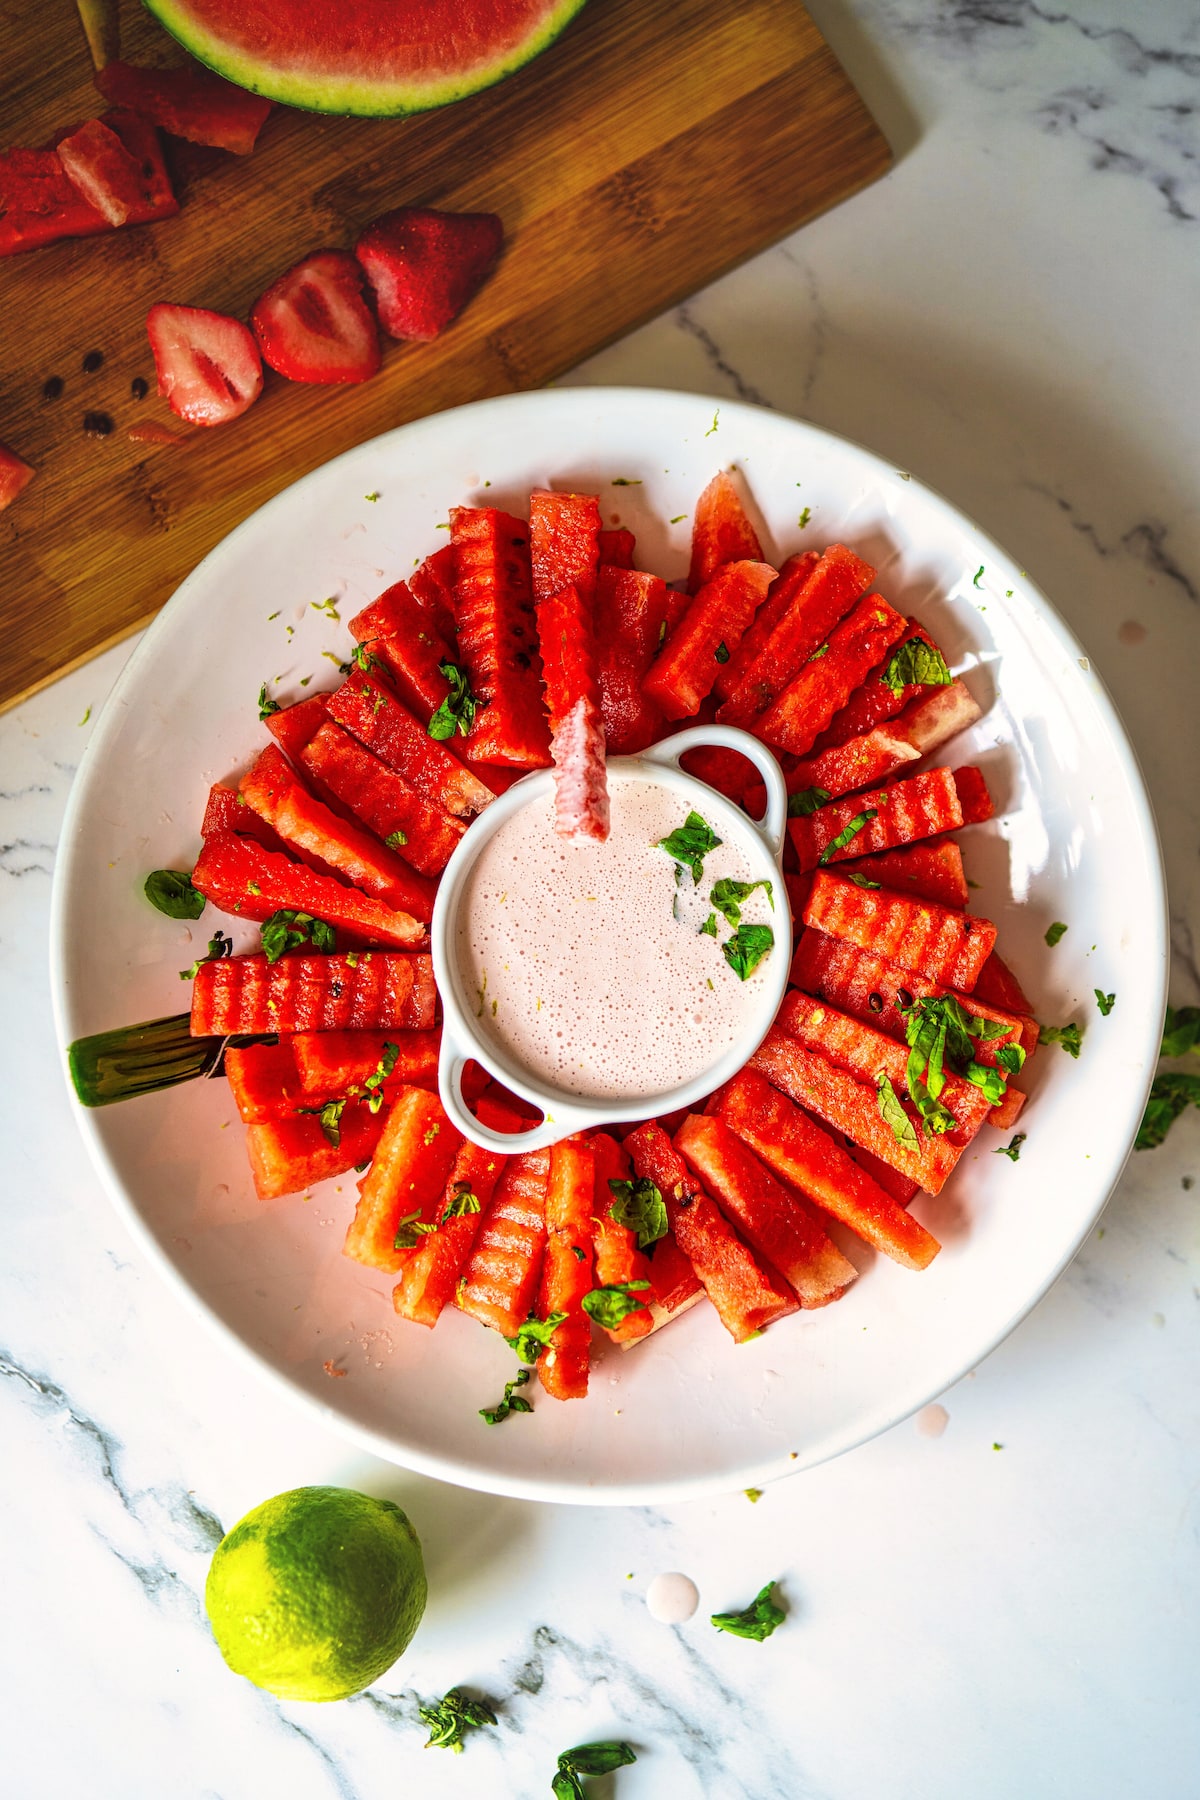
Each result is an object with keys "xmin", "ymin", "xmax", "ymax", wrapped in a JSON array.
[
  {"xmin": 250, "ymin": 250, "xmax": 380, "ymax": 386},
  {"xmin": 0, "ymin": 442, "xmax": 35, "ymax": 512},
  {"xmin": 56, "ymin": 118, "xmax": 145, "ymax": 225},
  {"xmin": 95, "ymin": 57, "xmax": 272, "ymax": 155},
  {"xmin": 146, "ymin": 302, "xmax": 262, "ymax": 427},
  {"xmin": 355, "ymin": 206, "xmax": 503, "ymax": 342}
]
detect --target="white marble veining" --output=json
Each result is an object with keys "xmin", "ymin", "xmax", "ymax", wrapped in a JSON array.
[{"xmin": 4, "ymin": 4, "xmax": 1198, "ymax": 1795}]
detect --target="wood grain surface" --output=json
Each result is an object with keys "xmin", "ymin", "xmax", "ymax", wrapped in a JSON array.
[{"xmin": 0, "ymin": 0, "xmax": 890, "ymax": 713}]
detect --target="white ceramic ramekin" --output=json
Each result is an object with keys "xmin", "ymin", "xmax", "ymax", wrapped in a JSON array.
[{"xmin": 430, "ymin": 724, "xmax": 791, "ymax": 1151}]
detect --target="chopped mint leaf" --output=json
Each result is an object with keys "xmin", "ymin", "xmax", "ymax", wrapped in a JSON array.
[
  {"xmin": 364, "ymin": 491, "xmax": 380, "ymax": 502},
  {"xmin": 996, "ymin": 1042, "xmax": 1026, "ymax": 1075},
  {"xmin": 715, "ymin": 640, "xmax": 731, "ymax": 663},
  {"xmin": 843, "ymin": 871, "xmax": 882, "ymax": 889},
  {"xmin": 706, "ymin": 410, "xmax": 719, "ymax": 436},
  {"xmin": 572, "ymin": 1244, "xmax": 586, "ymax": 1262},
  {"xmin": 479, "ymin": 1366, "xmax": 533, "ymax": 1424},
  {"xmin": 656, "ymin": 810, "xmax": 722, "ymax": 884},
  {"xmin": 699, "ymin": 912, "xmax": 719, "ymax": 937},
  {"xmin": 428, "ymin": 661, "xmax": 481, "ymax": 740},
  {"xmin": 385, "ymin": 828, "xmax": 408, "ymax": 848},
  {"xmin": 443, "ymin": 1181, "xmax": 481, "ymax": 1222},
  {"xmin": 1039, "ymin": 1021, "xmax": 1082, "ymax": 1058},
  {"xmin": 611, "ymin": 477, "xmax": 642, "ymax": 486},
  {"xmin": 78, "ymin": 705, "xmax": 91, "ymax": 726},
  {"xmin": 1136, "ymin": 1072, "xmax": 1200, "ymax": 1150},
  {"xmin": 298, "ymin": 1096, "xmax": 347, "ymax": 1148},
  {"xmin": 963, "ymin": 1060, "xmax": 1006, "ymax": 1106},
  {"xmin": 994, "ymin": 1133, "xmax": 1026, "ymax": 1162},
  {"xmin": 711, "ymin": 1580, "xmax": 785, "ymax": 1642},
  {"xmin": 877, "ymin": 1074, "xmax": 919, "ymax": 1155},
  {"xmin": 360, "ymin": 1041, "xmax": 399, "ymax": 1113},
  {"xmin": 807, "ymin": 641, "xmax": 829, "ymax": 661},
  {"xmin": 1095, "ymin": 989, "xmax": 1116, "ymax": 1016},
  {"xmin": 392, "ymin": 1209, "xmax": 425, "ymax": 1250},
  {"xmin": 722, "ymin": 923, "xmax": 774, "ymax": 981},
  {"xmin": 669, "ymin": 513, "xmax": 687, "ymax": 524},
  {"xmin": 788, "ymin": 786, "xmax": 831, "ymax": 818},
  {"xmin": 744, "ymin": 1487, "xmax": 763, "ymax": 1503},
  {"xmin": 973, "ymin": 565, "xmax": 985, "ymax": 588},
  {"xmin": 881, "ymin": 638, "xmax": 952, "ymax": 697},
  {"xmin": 581, "ymin": 1280, "xmax": 651, "ymax": 1329},
  {"xmin": 798, "ymin": 506, "xmax": 811, "ymax": 528},
  {"xmin": 505, "ymin": 1313, "xmax": 567, "ymax": 1363},
  {"xmin": 144, "ymin": 869, "xmax": 206, "ymax": 920},
  {"xmin": 1045, "ymin": 921, "xmax": 1068, "ymax": 947},
  {"xmin": 710, "ymin": 877, "xmax": 774, "ymax": 930},
  {"xmin": 818, "ymin": 808, "xmax": 878, "ymax": 864},
  {"xmin": 257, "ymin": 682, "xmax": 280, "ymax": 720},
  {"xmin": 260, "ymin": 910, "xmax": 336, "ymax": 963},
  {"xmin": 418, "ymin": 1687, "xmax": 497, "ymax": 1753},
  {"xmin": 178, "ymin": 929, "xmax": 232, "ymax": 981},
  {"xmin": 607, "ymin": 1175, "xmax": 668, "ymax": 1250}
]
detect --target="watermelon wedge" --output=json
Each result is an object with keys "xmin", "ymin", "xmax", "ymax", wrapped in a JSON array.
[{"xmin": 142, "ymin": 0, "xmax": 591, "ymax": 117}]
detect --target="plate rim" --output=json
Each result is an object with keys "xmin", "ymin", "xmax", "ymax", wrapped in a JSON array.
[{"xmin": 48, "ymin": 385, "xmax": 1170, "ymax": 1504}]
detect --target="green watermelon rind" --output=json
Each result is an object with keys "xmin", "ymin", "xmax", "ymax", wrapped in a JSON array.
[{"xmin": 141, "ymin": 0, "xmax": 591, "ymax": 117}]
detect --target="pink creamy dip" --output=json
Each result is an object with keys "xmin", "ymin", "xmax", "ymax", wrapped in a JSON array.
[{"xmin": 455, "ymin": 773, "xmax": 776, "ymax": 1101}]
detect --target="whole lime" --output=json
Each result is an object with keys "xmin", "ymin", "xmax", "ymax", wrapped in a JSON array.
[{"xmin": 204, "ymin": 1486, "xmax": 427, "ymax": 1702}]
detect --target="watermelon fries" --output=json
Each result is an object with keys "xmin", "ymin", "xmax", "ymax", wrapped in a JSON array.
[{"xmin": 160, "ymin": 470, "xmax": 1046, "ymax": 1408}]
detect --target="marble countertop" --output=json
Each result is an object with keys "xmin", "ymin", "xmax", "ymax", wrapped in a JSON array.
[{"xmin": 4, "ymin": 4, "xmax": 1198, "ymax": 1795}]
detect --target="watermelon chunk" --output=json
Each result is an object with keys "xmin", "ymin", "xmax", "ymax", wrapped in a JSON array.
[
  {"xmin": 642, "ymin": 560, "xmax": 776, "ymax": 719},
  {"xmin": 598, "ymin": 527, "xmax": 636, "ymax": 569},
  {"xmin": 191, "ymin": 830, "xmax": 423, "ymax": 948},
  {"xmin": 538, "ymin": 582, "xmax": 608, "ymax": 842},
  {"xmin": 291, "ymin": 1029, "xmax": 441, "ymax": 1100},
  {"xmin": 755, "ymin": 595, "xmax": 911, "ymax": 755},
  {"xmin": 264, "ymin": 693, "xmax": 329, "ymax": 759},
  {"xmin": 838, "ymin": 840, "xmax": 969, "ymax": 912},
  {"xmin": 717, "ymin": 544, "xmax": 875, "ymax": 727},
  {"xmin": 952, "ymin": 765, "xmax": 995, "ymax": 825},
  {"xmin": 224, "ymin": 1041, "xmax": 304, "ymax": 1122},
  {"xmin": 712, "ymin": 550, "xmax": 820, "ymax": 704},
  {"xmin": 299, "ymin": 720, "xmax": 466, "ymax": 877},
  {"xmin": 190, "ymin": 951, "xmax": 434, "ymax": 1035},
  {"xmin": 344, "ymin": 1088, "xmax": 463, "ymax": 1274},
  {"xmin": 687, "ymin": 471, "xmax": 764, "ymax": 593},
  {"xmin": 348, "ymin": 580, "xmax": 457, "ymax": 719},
  {"xmin": 593, "ymin": 565, "xmax": 671, "ymax": 755},
  {"xmin": 408, "ymin": 544, "xmax": 458, "ymax": 637},
  {"xmin": 529, "ymin": 489, "xmax": 601, "ymax": 609},
  {"xmin": 246, "ymin": 1103, "xmax": 385, "ymax": 1200},
  {"xmin": 784, "ymin": 680, "xmax": 982, "ymax": 803},
  {"xmin": 803, "ymin": 869, "xmax": 997, "ymax": 991},
  {"xmin": 56, "ymin": 118, "xmax": 147, "ymax": 225},
  {"xmin": 787, "ymin": 767, "xmax": 965, "ymax": 872},
  {"xmin": 391, "ymin": 1126, "xmax": 517, "ymax": 1327},
  {"xmin": 588, "ymin": 1130, "xmax": 654, "ymax": 1342},
  {"xmin": 457, "ymin": 1147, "xmax": 550, "ymax": 1338},
  {"xmin": 449, "ymin": 507, "xmax": 551, "ymax": 768},
  {"xmin": 537, "ymin": 1137, "xmax": 596, "ymax": 1400},
  {"xmin": 201, "ymin": 783, "xmax": 288, "ymax": 854},
  {"xmin": 811, "ymin": 622, "xmax": 948, "ymax": 751},
  {"xmin": 324, "ymin": 670, "xmax": 495, "ymax": 817},
  {"xmin": 95, "ymin": 57, "xmax": 272, "ymax": 154},
  {"xmin": 0, "ymin": 110, "xmax": 176, "ymax": 256}
]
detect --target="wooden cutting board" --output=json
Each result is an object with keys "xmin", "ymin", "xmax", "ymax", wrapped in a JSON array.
[{"xmin": 0, "ymin": 0, "xmax": 889, "ymax": 713}]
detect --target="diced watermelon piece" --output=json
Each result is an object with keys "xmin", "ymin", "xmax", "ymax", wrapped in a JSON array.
[
  {"xmin": 457, "ymin": 1147, "xmax": 550, "ymax": 1337},
  {"xmin": 624, "ymin": 1122, "xmax": 798, "ymax": 1342},
  {"xmin": 593, "ymin": 565, "xmax": 671, "ymax": 755},
  {"xmin": 838, "ymin": 840, "xmax": 969, "ymax": 912},
  {"xmin": 238, "ymin": 743, "xmax": 437, "ymax": 922},
  {"xmin": 712, "ymin": 550, "xmax": 820, "ymax": 703},
  {"xmin": 146, "ymin": 303, "xmax": 263, "ymax": 428},
  {"xmin": 536, "ymin": 1137, "xmax": 595, "ymax": 1400},
  {"xmin": 588, "ymin": 1131, "xmax": 653, "ymax": 1342},
  {"xmin": 348, "ymin": 580, "xmax": 457, "ymax": 720},
  {"xmin": 717, "ymin": 544, "xmax": 875, "ymax": 727},
  {"xmin": 325, "ymin": 671, "xmax": 495, "ymax": 817},
  {"xmin": 191, "ymin": 831, "xmax": 423, "ymax": 948},
  {"xmin": 787, "ymin": 767, "xmax": 965, "ymax": 872},
  {"xmin": 811, "ymin": 621, "xmax": 946, "ymax": 750},
  {"xmin": 674, "ymin": 1114, "xmax": 857, "ymax": 1306},
  {"xmin": 749, "ymin": 1025, "xmax": 962, "ymax": 1194},
  {"xmin": 246, "ymin": 1103, "xmax": 386, "ymax": 1200},
  {"xmin": 773, "ymin": 990, "xmax": 993, "ymax": 1144},
  {"xmin": 598, "ymin": 527, "xmax": 636, "ymax": 569},
  {"xmin": 391, "ymin": 1130, "xmax": 514, "ymax": 1327},
  {"xmin": 529, "ymin": 489, "xmax": 602, "ymax": 610},
  {"xmin": 264, "ymin": 693, "xmax": 330, "ymax": 759},
  {"xmin": 990, "ymin": 1083, "xmax": 1027, "ymax": 1131},
  {"xmin": 95, "ymin": 57, "xmax": 272, "ymax": 155},
  {"xmin": 538, "ymin": 582, "xmax": 608, "ymax": 841},
  {"xmin": 201, "ymin": 783, "xmax": 289, "ymax": 854},
  {"xmin": 715, "ymin": 1069, "xmax": 939, "ymax": 1270},
  {"xmin": 291, "ymin": 1029, "xmax": 441, "ymax": 1101},
  {"xmin": 643, "ymin": 560, "xmax": 776, "ymax": 719},
  {"xmin": 803, "ymin": 869, "xmax": 996, "ymax": 991},
  {"xmin": 408, "ymin": 543, "xmax": 458, "ymax": 636},
  {"xmin": 0, "ymin": 442, "xmax": 36, "ymax": 512},
  {"xmin": 0, "ymin": 109, "xmax": 176, "ymax": 256},
  {"xmin": 687, "ymin": 471, "xmax": 764, "ymax": 594},
  {"xmin": 755, "ymin": 595, "xmax": 910, "ymax": 755},
  {"xmin": 450, "ymin": 507, "xmax": 551, "ymax": 768},
  {"xmin": 952, "ymin": 765, "xmax": 995, "ymax": 825},
  {"xmin": 224, "ymin": 1041, "xmax": 303, "ymax": 1122},
  {"xmin": 343, "ymin": 1088, "xmax": 463, "ymax": 1274},
  {"xmin": 790, "ymin": 927, "xmax": 1024, "ymax": 1066},
  {"xmin": 299, "ymin": 720, "xmax": 465, "ymax": 878},
  {"xmin": 56, "ymin": 117, "xmax": 145, "ymax": 226},
  {"xmin": 642, "ymin": 1233, "xmax": 703, "ymax": 1318},
  {"xmin": 190, "ymin": 952, "xmax": 434, "ymax": 1036},
  {"xmin": 784, "ymin": 680, "xmax": 982, "ymax": 802}
]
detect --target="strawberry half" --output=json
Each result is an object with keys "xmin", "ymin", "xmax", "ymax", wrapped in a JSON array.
[
  {"xmin": 146, "ymin": 302, "xmax": 263, "ymax": 427},
  {"xmin": 250, "ymin": 250, "xmax": 381, "ymax": 385},
  {"xmin": 354, "ymin": 206, "xmax": 504, "ymax": 343},
  {"xmin": 0, "ymin": 442, "xmax": 35, "ymax": 513}
]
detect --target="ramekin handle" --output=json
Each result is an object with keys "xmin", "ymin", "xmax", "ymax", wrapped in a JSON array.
[
  {"xmin": 639, "ymin": 723, "xmax": 789, "ymax": 864},
  {"xmin": 437, "ymin": 1021, "xmax": 595, "ymax": 1154}
]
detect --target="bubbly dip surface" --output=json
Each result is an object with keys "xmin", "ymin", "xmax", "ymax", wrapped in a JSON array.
[{"xmin": 455, "ymin": 773, "xmax": 776, "ymax": 1101}]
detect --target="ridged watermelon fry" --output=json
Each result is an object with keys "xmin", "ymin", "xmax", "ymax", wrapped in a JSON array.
[
  {"xmin": 201, "ymin": 783, "xmax": 289, "ymax": 854},
  {"xmin": 712, "ymin": 549, "xmax": 820, "ymax": 703},
  {"xmin": 589, "ymin": 1131, "xmax": 653, "ymax": 1342},
  {"xmin": 246, "ymin": 1103, "xmax": 385, "ymax": 1200},
  {"xmin": 348, "ymin": 579, "xmax": 458, "ymax": 720},
  {"xmin": 624, "ymin": 1122, "xmax": 797, "ymax": 1342},
  {"xmin": 291, "ymin": 1029, "xmax": 441, "ymax": 1101},
  {"xmin": 264, "ymin": 693, "xmax": 330, "ymax": 759},
  {"xmin": 643, "ymin": 559, "xmax": 776, "ymax": 718},
  {"xmin": 784, "ymin": 680, "xmax": 982, "ymax": 803},
  {"xmin": 191, "ymin": 831, "xmax": 423, "ymax": 948},
  {"xmin": 224, "ymin": 1041, "xmax": 303, "ymax": 1122},
  {"xmin": 675, "ymin": 1114, "xmax": 857, "ymax": 1306},
  {"xmin": 457, "ymin": 1147, "xmax": 550, "ymax": 1337},
  {"xmin": 812, "ymin": 621, "xmax": 946, "ymax": 751},
  {"xmin": 537, "ymin": 582, "xmax": 609, "ymax": 841},
  {"xmin": 755, "ymin": 595, "xmax": 910, "ymax": 755},
  {"xmin": 325, "ymin": 670, "xmax": 495, "ymax": 817},
  {"xmin": 529, "ymin": 488, "xmax": 602, "ymax": 609},
  {"xmin": 536, "ymin": 1137, "xmax": 596, "ymax": 1400},
  {"xmin": 838, "ymin": 840, "xmax": 969, "ymax": 912},
  {"xmin": 787, "ymin": 766, "xmax": 965, "ymax": 872},
  {"xmin": 392, "ymin": 1126, "xmax": 516, "ymax": 1327},
  {"xmin": 593, "ymin": 565, "xmax": 671, "ymax": 755},
  {"xmin": 239, "ymin": 743, "xmax": 438, "ymax": 921},
  {"xmin": 687, "ymin": 470, "xmax": 765, "ymax": 594},
  {"xmin": 300, "ymin": 720, "xmax": 466, "ymax": 877},
  {"xmin": 190, "ymin": 952, "xmax": 434, "ymax": 1036},
  {"xmin": 408, "ymin": 543, "xmax": 458, "ymax": 638},
  {"xmin": 952, "ymin": 765, "xmax": 995, "ymax": 825},
  {"xmin": 343, "ymin": 1088, "xmax": 463, "ymax": 1274},
  {"xmin": 450, "ymin": 506, "xmax": 552, "ymax": 767},
  {"xmin": 715, "ymin": 1069, "xmax": 940, "ymax": 1270},
  {"xmin": 973, "ymin": 949, "xmax": 1034, "ymax": 1016},
  {"xmin": 717, "ymin": 544, "xmax": 875, "ymax": 727},
  {"xmin": 803, "ymin": 869, "xmax": 997, "ymax": 991}
]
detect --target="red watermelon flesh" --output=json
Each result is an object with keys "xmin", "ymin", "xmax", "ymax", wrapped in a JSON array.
[
  {"xmin": 95, "ymin": 57, "xmax": 273, "ymax": 155},
  {"xmin": 142, "ymin": 0, "xmax": 591, "ymax": 118},
  {"xmin": 0, "ymin": 444, "xmax": 35, "ymax": 513},
  {"xmin": 56, "ymin": 118, "xmax": 149, "ymax": 226},
  {"xmin": 0, "ymin": 110, "xmax": 176, "ymax": 256}
]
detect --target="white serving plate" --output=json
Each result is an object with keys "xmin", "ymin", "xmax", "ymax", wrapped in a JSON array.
[{"xmin": 50, "ymin": 388, "xmax": 1167, "ymax": 1505}]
